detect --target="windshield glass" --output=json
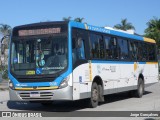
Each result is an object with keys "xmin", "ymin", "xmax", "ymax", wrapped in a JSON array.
[{"xmin": 10, "ymin": 35, "xmax": 68, "ymax": 76}]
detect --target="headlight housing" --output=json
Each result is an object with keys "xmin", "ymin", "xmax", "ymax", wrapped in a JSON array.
[
  {"xmin": 8, "ymin": 80, "xmax": 15, "ymax": 90},
  {"xmin": 59, "ymin": 76, "xmax": 70, "ymax": 89}
]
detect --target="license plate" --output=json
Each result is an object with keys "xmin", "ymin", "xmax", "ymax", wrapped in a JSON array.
[{"xmin": 30, "ymin": 92, "xmax": 40, "ymax": 98}]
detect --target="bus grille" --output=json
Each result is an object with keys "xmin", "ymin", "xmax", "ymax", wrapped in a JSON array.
[
  {"xmin": 19, "ymin": 92, "xmax": 53, "ymax": 100},
  {"xmin": 16, "ymin": 77, "xmax": 55, "ymax": 82}
]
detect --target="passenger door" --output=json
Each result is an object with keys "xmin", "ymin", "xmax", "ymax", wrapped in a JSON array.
[{"xmin": 72, "ymin": 28, "xmax": 90, "ymax": 100}]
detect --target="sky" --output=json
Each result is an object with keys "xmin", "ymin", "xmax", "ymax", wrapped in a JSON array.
[{"xmin": 0, "ymin": 0, "xmax": 160, "ymax": 36}]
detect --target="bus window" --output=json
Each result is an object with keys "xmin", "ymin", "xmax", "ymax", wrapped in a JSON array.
[
  {"xmin": 90, "ymin": 34, "xmax": 98, "ymax": 59},
  {"xmin": 148, "ymin": 44, "xmax": 156, "ymax": 61},
  {"xmin": 141, "ymin": 43, "xmax": 148, "ymax": 61},
  {"xmin": 98, "ymin": 36, "xmax": 105, "ymax": 58},
  {"xmin": 108, "ymin": 37, "xmax": 118, "ymax": 60},
  {"xmin": 137, "ymin": 42, "xmax": 143, "ymax": 61},
  {"xmin": 117, "ymin": 38, "xmax": 129, "ymax": 60},
  {"xmin": 90, "ymin": 33, "xmax": 104, "ymax": 59},
  {"xmin": 104, "ymin": 36, "xmax": 110, "ymax": 59},
  {"xmin": 72, "ymin": 29, "xmax": 87, "ymax": 65},
  {"xmin": 129, "ymin": 41, "xmax": 137, "ymax": 61}
]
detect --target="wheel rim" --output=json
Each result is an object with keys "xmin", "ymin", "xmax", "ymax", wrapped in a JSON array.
[{"xmin": 92, "ymin": 88, "xmax": 98, "ymax": 102}]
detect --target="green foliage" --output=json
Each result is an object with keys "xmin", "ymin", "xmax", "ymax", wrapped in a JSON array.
[
  {"xmin": 0, "ymin": 24, "xmax": 12, "ymax": 35},
  {"xmin": 114, "ymin": 18, "xmax": 135, "ymax": 31},
  {"xmin": 74, "ymin": 18, "xmax": 84, "ymax": 23},
  {"xmin": 0, "ymin": 65, "xmax": 8, "ymax": 79},
  {"xmin": 144, "ymin": 17, "xmax": 160, "ymax": 48},
  {"xmin": 62, "ymin": 17, "xmax": 85, "ymax": 23},
  {"xmin": 0, "ymin": 24, "xmax": 12, "ymax": 49},
  {"xmin": 62, "ymin": 16, "xmax": 72, "ymax": 21}
]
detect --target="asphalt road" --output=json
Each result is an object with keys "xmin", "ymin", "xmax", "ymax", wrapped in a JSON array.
[{"xmin": 0, "ymin": 82, "xmax": 160, "ymax": 120}]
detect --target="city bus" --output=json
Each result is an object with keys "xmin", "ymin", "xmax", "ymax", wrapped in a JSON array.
[{"xmin": 8, "ymin": 21, "xmax": 159, "ymax": 108}]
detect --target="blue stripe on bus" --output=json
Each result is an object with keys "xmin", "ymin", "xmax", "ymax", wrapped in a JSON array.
[
  {"xmin": 69, "ymin": 21, "xmax": 144, "ymax": 41},
  {"xmin": 138, "ymin": 62, "xmax": 146, "ymax": 64},
  {"xmin": 8, "ymin": 71, "xmax": 71, "ymax": 87}
]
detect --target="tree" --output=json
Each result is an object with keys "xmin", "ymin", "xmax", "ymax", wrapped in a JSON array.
[
  {"xmin": 63, "ymin": 16, "xmax": 72, "ymax": 21},
  {"xmin": 114, "ymin": 18, "xmax": 135, "ymax": 31},
  {"xmin": 0, "ymin": 24, "xmax": 12, "ymax": 74},
  {"xmin": 0, "ymin": 24, "xmax": 12, "ymax": 36},
  {"xmin": 144, "ymin": 17, "xmax": 160, "ymax": 48},
  {"xmin": 0, "ymin": 24, "xmax": 12, "ymax": 48},
  {"xmin": 74, "ymin": 17, "xmax": 84, "ymax": 23},
  {"xmin": 62, "ymin": 17, "xmax": 85, "ymax": 23}
]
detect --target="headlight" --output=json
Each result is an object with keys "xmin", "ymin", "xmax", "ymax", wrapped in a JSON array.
[
  {"xmin": 9, "ymin": 80, "xmax": 15, "ymax": 90},
  {"xmin": 59, "ymin": 76, "xmax": 70, "ymax": 89}
]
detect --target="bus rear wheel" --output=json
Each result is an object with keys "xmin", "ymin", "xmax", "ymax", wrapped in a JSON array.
[
  {"xmin": 89, "ymin": 82, "xmax": 99, "ymax": 108},
  {"xmin": 136, "ymin": 78, "xmax": 144, "ymax": 98}
]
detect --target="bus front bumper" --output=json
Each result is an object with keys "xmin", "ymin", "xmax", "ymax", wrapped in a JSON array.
[{"xmin": 9, "ymin": 86, "xmax": 73, "ymax": 101}]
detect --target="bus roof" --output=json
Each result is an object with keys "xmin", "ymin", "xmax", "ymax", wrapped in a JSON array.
[
  {"xmin": 13, "ymin": 21, "xmax": 68, "ymax": 29},
  {"xmin": 69, "ymin": 21, "xmax": 156, "ymax": 44}
]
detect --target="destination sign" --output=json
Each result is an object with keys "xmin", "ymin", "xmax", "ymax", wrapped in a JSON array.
[{"xmin": 18, "ymin": 27, "xmax": 61, "ymax": 36}]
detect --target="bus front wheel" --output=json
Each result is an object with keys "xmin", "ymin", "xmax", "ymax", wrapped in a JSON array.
[{"xmin": 89, "ymin": 82, "xmax": 99, "ymax": 108}]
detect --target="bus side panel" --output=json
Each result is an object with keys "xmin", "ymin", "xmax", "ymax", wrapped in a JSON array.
[
  {"xmin": 132, "ymin": 62, "xmax": 158, "ymax": 86},
  {"xmin": 91, "ymin": 62, "xmax": 120, "ymax": 94},
  {"xmin": 148, "ymin": 63, "xmax": 159, "ymax": 83},
  {"xmin": 119, "ymin": 64, "xmax": 135, "ymax": 88},
  {"xmin": 72, "ymin": 63, "xmax": 90, "ymax": 100}
]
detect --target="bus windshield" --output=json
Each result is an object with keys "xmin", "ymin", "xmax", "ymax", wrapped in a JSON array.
[{"xmin": 10, "ymin": 35, "xmax": 68, "ymax": 76}]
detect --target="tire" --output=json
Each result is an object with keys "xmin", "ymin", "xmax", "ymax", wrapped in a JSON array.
[
  {"xmin": 89, "ymin": 82, "xmax": 99, "ymax": 108},
  {"xmin": 98, "ymin": 85, "xmax": 104, "ymax": 102},
  {"xmin": 136, "ymin": 78, "xmax": 144, "ymax": 98}
]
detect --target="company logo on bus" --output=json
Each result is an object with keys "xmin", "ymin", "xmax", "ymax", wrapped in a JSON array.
[{"xmin": 18, "ymin": 27, "xmax": 61, "ymax": 36}]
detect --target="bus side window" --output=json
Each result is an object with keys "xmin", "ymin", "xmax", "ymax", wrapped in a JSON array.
[
  {"xmin": 129, "ymin": 41, "xmax": 134, "ymax": 60},
  {"xmin": 98, "ymin": 36, "xmax": 105, "ymax": 58},
  {"xmin": 117, "ymin": 38, "xmax": 129, "ymax": 60},
  {"xmin": 137, "ymin": 42, "xmax": 143, "ymax": 61},
  {"xmin": 148, "ymin": 44, "xmax": 156, "ymax": 61},
  {"xmin": 104, "ymin": 36, "xmax": 110, "ymax": 59},
  {"xmin": 90, "ymin": 34, "xmax": 97, "ymax": 58},
  {"xmin": 90, "ymin": 33, "xmax": 104, "ymax": 59},
  {"xmin": 72, "ymin": 29, "xmax": 87, "ymax": 65},
  {"xmin": 108, "ymin": 37, "xmax": 118, "ymax": 59},
  {"xmin": 141, "ymin": 43, "xmax": 148, "ymax": 61},
  {"xmin": 129, "ymin": 41, "xmax": 137, "ymax": 61}
]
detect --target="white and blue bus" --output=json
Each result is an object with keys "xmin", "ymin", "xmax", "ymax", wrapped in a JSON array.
[{"xmin": 8, "ymin": 21, "xmax": 158, "ymax": 108}]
